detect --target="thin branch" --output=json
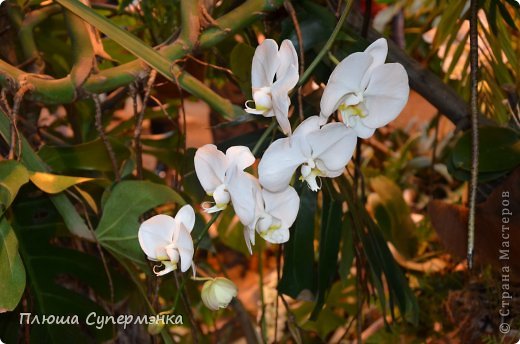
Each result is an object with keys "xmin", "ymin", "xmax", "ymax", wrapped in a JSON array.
[
  {"xmin": 173, "ymin": 271, "xmax": 200, "ymax": 343},
  {"xmin": 467, "ymin": 0, "xmax": 479, "ymax": 269},
  {"xmin": 92, "ymin": 94, "xmax": 120, "ymax": 181},
  {"xmin": 9, "ymin": 84, "xmax": 32, "ymax": 160},
  {"xmin": 133, "ymin": 70, "xmax": 157, "ymax": 179}
]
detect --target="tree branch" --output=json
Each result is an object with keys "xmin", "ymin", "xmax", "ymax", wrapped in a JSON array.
[{"xmin": 0, "ymin": 0, "xmax": 285, "ymax": 115}]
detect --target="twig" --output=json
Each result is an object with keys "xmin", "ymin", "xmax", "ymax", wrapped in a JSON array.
[
  {"xmin": 66, "ymin": 188, "xmax": 115, "ymax": 316},
  {"xmin": 8, "ymin": 84, "xmax": 31, "ymax": 160},
  {"xmin": 194, "ymin": 212, "xmax": 221, "ymax": 250},
  {"xmin": 467, "ymin": 0, "xmax": 479, "ymax": 269},
  {"xmin": 133, "ymin": 70, "xmax": 157, "ymax": 179},
  {"xmin": 257, "ymin": 243, "xmax": 267, "ymax": 343},
  {"xmin": 297, "ymin": 0, "xmax": 354, "ymax": 87},
  {"xmin": 284, "ymin": 1, "xmax": 305, "ymax": 121},
  {"xmin": 252, "ymin": 120, "xmax": 277, "ymax": 156},
  {"xmin": 173, "ymin": 271, "xmax": 200, "ymax": 343},
  {"xmin": 92, "ymin": 94, "xmax": 120, "ymax": 181}
]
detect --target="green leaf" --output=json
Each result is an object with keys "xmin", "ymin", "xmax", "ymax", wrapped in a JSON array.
[
  {"xmin": 279, "ymin": 186, "xmax": 317, "ymax": 299},
  {"xmin": 0, "ymin": 109, "xmax": 93, "ymax": 241},
  {"xmin": 0, "ymin": 218, "xmax": 26, "ymax": 312},
  {"xmin": 0, "ymin": 161, "xmax": 29, "ymax": 216},
  {"xmin": 29, "ymin": 172, "xmax": 94, "ymax": 194},
  {"xmin": 230, "ymin": 43, "xmax": 255, "ymax": 99},
  {"xmin": 339, "ymin": 214, "xmax": 354, "ymax": 286},
  {"xmin": 452, "ymin": 126, "xmax": 520, "ymax": 173},
  {"xmin": 2, "ymin": 192, "xmax": 129, "ymax": 343},
  {"xmin": 311, "ymin": 195, "xmax": 342, "ymax": 319},
  {"xmin": 96, "ymin": 181, "xmax": 185, "ymax": 267},
  {"xmin": 368, "ymin": 176, "xmax": 418, "ymax": 258},
  {"xmin": 38, "ymin": 138, "xmax": 130, "ymax": 172}
]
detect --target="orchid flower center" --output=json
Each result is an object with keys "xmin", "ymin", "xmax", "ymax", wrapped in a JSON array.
[
  {"xmin": 245, "ymin": 87, "xmax": 273, "ymax": 114},
  {"xmin": 300, "ymin": 159, "xmax": 324, "ymax": 191},
  {"xmin": 153, "ymin": 243, "xmax": 180, "ymax": 276},
  {"xmin": 204, "ymin": 184, "xmax": 230, "ymax": 213},
  {"xmin": 253, "ymin": 87, "xmax": 273, "ymax": 111},
  {"xmin": 338, "ymin": 92, "xmax": 368, "ymax": 127},
  {"xmin": 256, "ymin": 213, "xmax": 282, "ymax": 238}
]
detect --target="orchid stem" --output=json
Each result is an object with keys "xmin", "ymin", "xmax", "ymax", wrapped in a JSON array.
[
  {"xmin": 297, "ymin": 0, "xmax": 354, "ymax": 87},
  {"xmin": 257, "ymin": 242, "xmax": 268, "ymax": 342},
  {"xmin": 252, "ymin": 120, "xmax": 277, "ymax": 156},
  {"xmin": 194, "ymin": 211, "xmax": 221, "ymax": 250}
]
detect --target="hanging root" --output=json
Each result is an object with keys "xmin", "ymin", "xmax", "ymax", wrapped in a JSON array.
[{"xmin": 467, "ymin": 0, "xmax": 479, "ymax": 269}]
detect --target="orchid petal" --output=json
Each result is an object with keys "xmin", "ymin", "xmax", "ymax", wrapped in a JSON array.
[
  {"xmin": 277, "ymin": 39, "xmax": 298, "ymax": 80},
  {"xmin": 251, "ymin": 39, "xmax": 280, "ymax": 88},
  {"xmin": 138, "ymin": 215, "xmax": 176, "ymax": 260},
  {"xmin": 225, "ymin": 146, "xmax": 256, "ymax": 170},
  {"xmin": 262, "ymin": 187, "xmax": 299, "ymax": 229},
  {"xmin": 362, "ymin": 63, "xmax": 409, "ymax": 129},
  {"xmin": 353, "ymin": 121, "xmax": 376, "ymax": 139},
  {"xmin": 175, "ymin": 205, "xmax": 195, "ymax": 233},
  {"xmin": 173, "ymin": 224, "xmax": 194, "ymax": 272},
  {"xmin": 260, "ymin": 227, "xmax": 290, "ymax": 244},
  {"xmin": 364, "ymin": 38, "xmax": 388, "ymax": 71},
  {"xmin": 258, "ymin": 137, "xmax": 306, "ymax": 192},
  {"xmin": 307, "ymin": 123, "xmax": 357, "ymax": 172},
  {"xmin": 225, "ymin": 166, "xmax": 259, "ymax": 227},
  {"xmin": 194, "ymin": 144, "xmax": 227, "ymax": 194},
  {"xmin": 271, "ymin": 64, "xmax": 299, "ymax": 135},
  {"xmin": 320, "ymin": 53, "xmax": 373, "ymax": 118}
]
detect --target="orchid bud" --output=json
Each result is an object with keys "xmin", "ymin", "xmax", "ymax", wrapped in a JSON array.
[{"xmin": 201, "ymin": 277, "xmax": 238, "ymax": 311}]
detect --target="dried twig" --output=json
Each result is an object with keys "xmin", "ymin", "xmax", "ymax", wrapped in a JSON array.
[
  {"xmin": 92, "ymin": 94, "xmax": 120, "ymax": 181},
  {"xmin": 8, "ymin": 84, "xmax": 31, "ymax": 160}
]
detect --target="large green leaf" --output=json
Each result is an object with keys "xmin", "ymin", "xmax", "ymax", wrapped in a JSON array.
[
  {"xmin": 0, "ymin": 218, "xmax": 26, "ymax": 312},
  {"xmin": 0, "ymin": 191, "xmax": 128, "ymax": 343},
  {"xmin": 230, "ymin": 43, "xmax": 255, "ymax": 99},
  {"xmin": 279, "ymin": 186, "xmax": 317, "ymax": 299},
  {"xmin": 311, "ymin": 195, "xmax": 342, "ymax": 319},
  {"xmin": 451, "ymin": 126, "xmax": 520, "ymax": 173},
  {"xmin": 96, "ymin": 181, "xmax": 185, "ymax": 267},
  {"xmin": 368, "ymin": 176, "xmax": 418, "ymax": 258},
  {"xmin": 38, "ymin": 138, "xmax": 130, "ymax": 172},
  {"xmin": 0, "ymin": 161, "xmax": 29, "ymax": 216},
  {"xmin": 0, "ymin": 110, "xmax": 92, "ymax": 240}
]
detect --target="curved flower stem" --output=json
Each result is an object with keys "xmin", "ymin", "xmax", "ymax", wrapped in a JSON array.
[
  {"xmin": 252, "ymin": 119, "xmax": 277, "ymax": 156},
  {"xmin": 467, "ymin": 0, "xmax": 479, "ymax": 270},
  {"xmin": 297, "ymin": 0, "xmax": 354, "ymax": 87},
  {"xmin": 173, "ymin": 271, "xmax": 200, "ymax": 343},
  {"xmin": 194, "ymin": 211, "xmax": 221, "ymax": 250},
  {"xmin": 257, "ymin": 242, "xmax": 267, "ymax": 342}
]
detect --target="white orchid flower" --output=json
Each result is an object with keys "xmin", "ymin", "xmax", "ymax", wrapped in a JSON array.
[
  {"xmin": 245, "ymin": 39, "xmax": 299, "ymax": 135},
  {"xmin": 225, "ymin": 165, "xmax": 299, "ymax": 251},
  {"xmin": 201, "ymin": 277, "xmax": 238, "ymax": 311},
  {"xmin": 320, "ymin": 38, "xmax": 409, "ymax": 139},
  {"xmin": 138, "ymin": 205, "xmax": 196, "ymax": 276},
  {"xmin": 258, "ymin": 116, "xmax": 357, "ymax": 193},
  {"xmin": 194, "ymin": 144, "xmax": 255, "ymax": 213}
]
